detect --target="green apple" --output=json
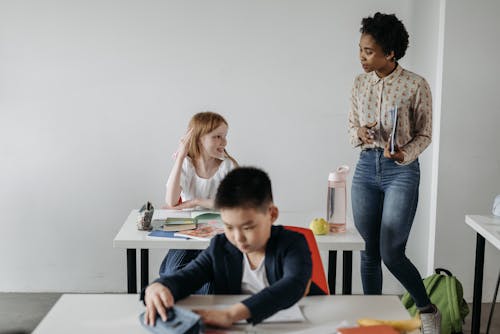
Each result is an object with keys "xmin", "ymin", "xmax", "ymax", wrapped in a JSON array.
[{"xmin": 309, "ymin": 218, "xmax": 329, "ymax": 235}]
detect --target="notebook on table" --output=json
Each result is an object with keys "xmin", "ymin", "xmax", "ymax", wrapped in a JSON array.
[{"xmin": 174, "ymin": 220, "xmax": 225, "ymax": 241}]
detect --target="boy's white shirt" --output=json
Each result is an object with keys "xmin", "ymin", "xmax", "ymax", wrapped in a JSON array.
[
  {"xmin": 239, "ymin": 254, "xmax": 305, "ymax": 324},
  {"xmin": 172, "ymin": 157, "xmax": 235, "ymax": 202},
  {"xmin": 241, "ymin": 254, "xmax": 269, "ymax": 294}
]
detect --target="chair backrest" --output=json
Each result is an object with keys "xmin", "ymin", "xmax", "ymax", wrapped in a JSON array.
[{"xmin": 284, "ymin": 225, "xmax": 329, "ymax": 295}]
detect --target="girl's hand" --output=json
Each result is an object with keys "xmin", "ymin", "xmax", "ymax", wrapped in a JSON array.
[
  {"xmin": 194, "ymin": 309, "xmax": 235, "ymax": 328},
  {"xmin": 144, "ymin": 283, "xmax": 175, "ymax": 326},
  {"xmin": 174, "ymin": 128, "xmax": 194, "ymax": 160},
  {"xmin": 384, "ymin": 139, "xmax": 404, "ymax": 163},
  {"xmin": 357, "ymin": 121, "xmax": 377, "ymax": 144},
  {"xmin": 166, "ymin": 198, "xmax": 214, "ymax": 210}
]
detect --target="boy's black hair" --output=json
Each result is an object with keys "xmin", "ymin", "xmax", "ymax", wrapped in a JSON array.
[
  {"xmin": 360, "ymin": 12, "xmax": 409, "ymax": 61},
  {"xmin": 215, "ymin": 167, "xmax": 273, "ymax": 211}
]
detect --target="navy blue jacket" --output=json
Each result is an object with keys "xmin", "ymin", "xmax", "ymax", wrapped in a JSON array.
[{"xmin": 151, "ymin": 225, "xmax": 312, "ymax": 324}]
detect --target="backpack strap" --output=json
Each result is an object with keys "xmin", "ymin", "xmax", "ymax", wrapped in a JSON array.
[
  {"xmin": 446, "ymin": 275, "xmax": 467, "ymax": 332},
  {"xmin": 435, "ymin": 267, "xmax": 453, "ymax": 276}
]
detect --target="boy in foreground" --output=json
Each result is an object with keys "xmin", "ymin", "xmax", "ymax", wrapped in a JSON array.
[{"xmin": 142, "ymin": 167, "xmax": 312, "ymax": 327}]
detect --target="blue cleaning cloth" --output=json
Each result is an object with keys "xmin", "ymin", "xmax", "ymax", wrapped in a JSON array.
[{"xmin": 139, "ymin": 306, "xmax": 203, "ymax": 334}]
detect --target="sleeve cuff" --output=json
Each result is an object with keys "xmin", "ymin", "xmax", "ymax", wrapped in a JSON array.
[{"xmin": 395, "ymin": 150, "xmax": 411, "ymax": 165}]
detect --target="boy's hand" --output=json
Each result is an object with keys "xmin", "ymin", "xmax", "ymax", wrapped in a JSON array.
[
  {"xmin": 194, "ymin": 309, "xmax": 235, "ymax": 328},
  {"xmin": 357, "ymin": 121, "xmax": 377, "ymax": 144},
  {"xmin": 194, "ymin": 303, "xmax": 250, "ymax": 328},
  {"xmin": 384, "ymin": 140, "xmax": 404, "ymax": 163},
  {"xmin": 144, "ymin": 283, "xmax": 175, "ymax": 326}
]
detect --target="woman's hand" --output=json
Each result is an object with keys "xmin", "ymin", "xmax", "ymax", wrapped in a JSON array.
[
  {"xmin": 357, "ymin": 121, "xmax": 377, "ymax": 144},
  {"xmin": 144, "ymin": 283, "xmax": 175, "ymax": 326},
  {"xmin": 384, "ymin": 139, "xmax": 404, "ymax": 163}
]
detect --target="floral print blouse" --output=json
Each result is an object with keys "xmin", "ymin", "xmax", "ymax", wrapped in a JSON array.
[{"xmin": 348, "ymin": 65, "xmax": 432, "ymax": 164}]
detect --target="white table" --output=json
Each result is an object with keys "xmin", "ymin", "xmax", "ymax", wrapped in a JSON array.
[
  {"xmin": 33, "ymin": 294, "xmax": 413, "ymax": 334},
  {"xmin": 113, "ymin": 210, "xmax": 365, "ymax": 295},
  {"xmin": 465, "ymin": 214, "xmax": 500, "ymax": 334}
]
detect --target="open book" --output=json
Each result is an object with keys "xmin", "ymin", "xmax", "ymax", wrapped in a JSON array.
[
  {"xmin": 174, "ymin": 220, "xmax": 224, "ymax": 241},
  {"xmin": 151, "ymin": 210, "xmax": 220, "ymax": 231},
  {"xmin": 152, "ymin": 209, "xmax": 219, "ymax": 221}
]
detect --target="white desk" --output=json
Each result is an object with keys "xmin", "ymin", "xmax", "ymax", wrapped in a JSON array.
[
  {"xmin": 465, "ymin": 214, "xmax": 500, "ymax": 334},
  {"xmin": 34, "ymin": 294, "xmax": 413, "ymax": 334},
  {"xmin": 113, "ymin": 210, "xmax": 365, "ymax": 295}
]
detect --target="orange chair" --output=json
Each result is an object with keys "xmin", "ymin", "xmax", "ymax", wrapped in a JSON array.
[{"xmin": 284, "ymin": 226, "xmax": 330, "ymax": 295}]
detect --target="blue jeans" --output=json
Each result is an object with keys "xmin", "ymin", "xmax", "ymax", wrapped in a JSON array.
[
  {"xmin": 159, "ymin": 249, "xmax": 213, "ymax": 294},
  {"xmin": 351, "ymin": 148, "xmax": 430, "ymax": 307}
]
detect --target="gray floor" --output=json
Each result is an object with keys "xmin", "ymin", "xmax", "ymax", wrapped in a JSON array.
[
  {"xmin": 0, "ymin": 293, "xmax": 61, "ymax": 334},
  {"xmin": 462, "ymin": 303, "xmax": 500, "ymax": 334},
  {"xmin": 0, "ymin": 293, "xmax": 498, "ymax": 333}
]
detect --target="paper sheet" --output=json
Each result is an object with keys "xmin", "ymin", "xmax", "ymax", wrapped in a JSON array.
[
  {"xmin": 262, "ymin": 303, "xmax": 305, "ymax": 323},
  {"xmin": 220, "ymin": 303, "xmax": 305, "ymax": 324}
]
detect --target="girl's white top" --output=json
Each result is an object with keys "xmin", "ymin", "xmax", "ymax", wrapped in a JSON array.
[{"xmin": 177, "ymin": 156, "xmax": 236, "ymax": 201}]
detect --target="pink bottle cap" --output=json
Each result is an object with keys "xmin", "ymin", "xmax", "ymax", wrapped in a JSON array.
[{"xmin": 328, "ymin": 165, "xmax": 350, "ymax": 181}]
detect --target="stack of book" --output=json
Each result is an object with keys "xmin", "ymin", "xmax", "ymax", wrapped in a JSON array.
[
  {"xmin": 147, "ymin": 210, "xmax": 224, "ymax": 240},
  {"xmin": 154, "ymin": 218, "xmax": 196, "ymax": 232}
]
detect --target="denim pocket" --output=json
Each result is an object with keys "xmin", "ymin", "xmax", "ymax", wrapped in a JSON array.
[{"xmin": 407, "ymin": 159, "xmax": 420, "ymax": 172}]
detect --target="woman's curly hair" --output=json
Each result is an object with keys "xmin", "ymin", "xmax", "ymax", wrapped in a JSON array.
[{"xmin": 360, "ymin": 12, "xmax": 409, "ymax": 61}]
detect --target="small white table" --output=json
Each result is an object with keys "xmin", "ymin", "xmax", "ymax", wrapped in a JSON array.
[
  {"xmin": 33, "ymin": 294, "xmax": 413, "ymax": 334},
  {"xmin": 465, "ymin": 214, "xmax": 500, "ymax": 334},
  {"xmin": 113, "ymin": 210, "xmax": 365, "ymax": 295}
]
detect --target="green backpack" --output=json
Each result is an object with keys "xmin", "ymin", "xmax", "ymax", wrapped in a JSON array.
[{"xmin": 401, "ymin": 268, "xmax": 469, "ymax": 334}]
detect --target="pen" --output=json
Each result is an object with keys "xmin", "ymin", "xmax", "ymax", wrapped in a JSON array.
[{"xmin": 390, "ymin": 105, "xmax": 398, "ymax": 155}]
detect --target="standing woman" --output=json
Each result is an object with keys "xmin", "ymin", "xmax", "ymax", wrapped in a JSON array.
[{"xmin": 348, "ymin": 13, "xmax": 440, "ymax": 334}]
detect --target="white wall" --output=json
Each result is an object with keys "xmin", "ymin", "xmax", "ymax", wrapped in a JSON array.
[
  {"xmin": 435, "ymin": 0, "xmax": 500, "ymax": 302},
  {"xmin": 404, "ymin": 0, "xmax": 442, "ymax": 277},
  {"xmin": 0, "ymin": 0, "xmax": 438, "ymax": 293}
]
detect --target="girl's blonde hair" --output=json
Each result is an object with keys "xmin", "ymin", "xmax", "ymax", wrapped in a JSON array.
[{"xmin": 187, "ymin": 112, "xmax": 237, "ymax": 165}]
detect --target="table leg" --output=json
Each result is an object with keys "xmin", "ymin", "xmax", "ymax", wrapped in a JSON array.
[
  {"xmin": 126, "ymin": 249, "xmax": 137, "ymax": 294},
  {"xmin": 328, "ymin": 251, "xmax": 337, "ymax": 295},
  {"xmin": 486, "ymin": 269, "xmax": 500, "ymax": 334},
  {"xmin": 141, "ymin": 249, "xmax": 149, "ymax": 292},
  {"xmin": 342, "ymin": 251, "xmax": 353, "ymax": 295},
  {"xmin": 472, "ymin": 233, "xmax": 485, "ymax": 334}
]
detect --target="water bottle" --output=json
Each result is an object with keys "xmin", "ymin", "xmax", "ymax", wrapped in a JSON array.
[{"xmin": 327, "ymin": 165, "xmax": 350, "ymax": 233}]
